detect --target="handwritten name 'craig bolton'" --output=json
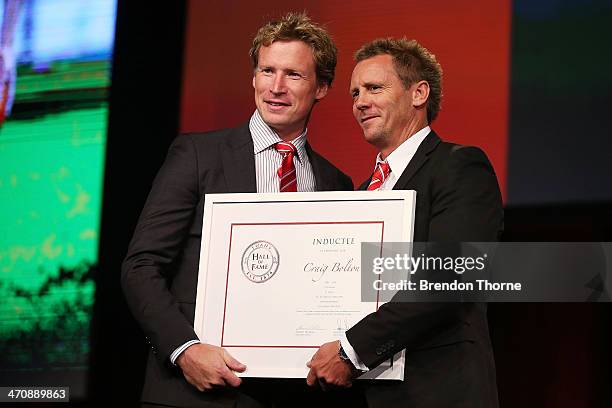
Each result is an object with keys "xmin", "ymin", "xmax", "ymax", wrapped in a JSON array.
[{"xmin": 304, "ymin": 258, "xmax": 360, "ymax": 282}]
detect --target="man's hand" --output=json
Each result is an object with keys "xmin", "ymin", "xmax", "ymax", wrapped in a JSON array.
[
  {"xmin": 176, "ymin": 343, "xmax": 246, "ymax": 392},
  {"xmin": 306, "ymin": 340, "xmax": 354, "ymax": 390}
]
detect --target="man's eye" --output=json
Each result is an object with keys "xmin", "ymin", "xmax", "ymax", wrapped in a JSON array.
[
  {"xmin": 351, "ymin": 91, "xmax": 359, "ymax": 98},
  {"xmin": 288, "ymin": 72, "xmax": 301, "ymax": 79},
  {"xmin": 260, "ymin": 68, "xmax": 273, "ymax": 74},
  {"xmin": 369, "ymin": 85, "xmax": 381, "ymax": 91}
]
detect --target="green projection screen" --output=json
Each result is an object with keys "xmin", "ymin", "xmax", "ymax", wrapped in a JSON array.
[{"xmin": 0, "ymin": 0, "xmax": 116, "ymax": 397}]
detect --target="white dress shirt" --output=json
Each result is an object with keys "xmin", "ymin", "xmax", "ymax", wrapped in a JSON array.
[{"xmin": 250, "ymin": 110, "xmax": 317, "ymax": 193}]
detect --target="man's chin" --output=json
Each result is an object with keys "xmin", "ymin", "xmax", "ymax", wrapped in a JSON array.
[
  {"xmin": 259, "ymin": 116, "xmax": 295, "ymax": 135},
  {"xmin": 262, "ymin": 118, "xmax": 288, "ymax": 130},
  {"xmin": 260, "ymin": 111, "xmax": 288, "ymax": 124},
  {"xmin": 362, "ymin": 130, "xmax": 384, "ymax": 146}
]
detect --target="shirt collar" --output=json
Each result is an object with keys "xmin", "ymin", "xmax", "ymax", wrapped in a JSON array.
[
  {"xmin": 249, "ymin": 110, "xmax": 308, "ymax": 162},
  {"xmin": 374, "ymin": 126, "xmax": 431, "ymax": 177}
]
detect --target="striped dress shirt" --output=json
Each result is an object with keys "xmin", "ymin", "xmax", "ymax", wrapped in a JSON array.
[{"xmin": 249, "ymin": 110, "xmax": 317, "ymax": 193}]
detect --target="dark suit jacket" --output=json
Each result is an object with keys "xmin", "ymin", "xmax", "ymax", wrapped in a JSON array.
[
  {"xmin": 347, "ymin": 131, "xmax": 503, "ymax": 408},
  {"xmin": 121, "ymin": 123, "xmax": 353, "ymax": 407}
]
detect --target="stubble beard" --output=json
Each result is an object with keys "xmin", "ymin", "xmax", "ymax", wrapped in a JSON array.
[{"xmin": 364, "ymin": 126, "xmax": 390, "ymax": 151}]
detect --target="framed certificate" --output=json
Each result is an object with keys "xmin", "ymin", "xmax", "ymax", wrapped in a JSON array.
[{"xmin": 194, "ymin": 191, "xmax": 416, "ymax": 380}]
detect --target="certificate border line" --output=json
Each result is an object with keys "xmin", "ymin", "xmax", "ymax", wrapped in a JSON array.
[
  {"xmin": 212, "ymin": 199, "xmax": 405, "ymax": 204},
  {"xmin": 220, "ymin": 221, "xmax": 235, "ymax": 347},
  {"xmin": 220, "ymin": 221, "xmax": 385, "ymax": 349},
  {"xmin": 222, "ymin": 345, "xmax": 319, "ymax": 349},
  {"xmin": 228, "ymin": 221, "xmax": 385, "ymax": 226},
  {"xmin": 377, "ymin": 222, "xmax": 384, "ymax": 309}
]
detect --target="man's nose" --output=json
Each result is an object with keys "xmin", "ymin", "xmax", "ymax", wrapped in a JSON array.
[
  {"xmin": 270, "ymin": 73, "xmax": 287, "ymax": 94},
  {"xmin": 354, "ymin": 93, "xmax": 370, "ymax": 110}
]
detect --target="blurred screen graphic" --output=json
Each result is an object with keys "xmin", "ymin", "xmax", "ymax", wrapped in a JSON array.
[{"xmin": 0, "ymin": 0, "xmax": 116, "ymax": 397}]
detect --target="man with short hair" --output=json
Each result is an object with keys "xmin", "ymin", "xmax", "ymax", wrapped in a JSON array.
[
  {"xmin": 122, "ymin": 13, "xmax": 352, "ymax": 407},
  {"xmin": 307, "ymin": 38, "xmax": 503, "ymax": 408}
]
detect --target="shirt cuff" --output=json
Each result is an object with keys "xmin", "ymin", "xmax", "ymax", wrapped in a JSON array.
[
  {"xmin": 340, "ymin": 333, "xmax": 369, "ymax": 371},
  {"xmin": 170, "ymin": 339, "xmax": 201, "ymax": 365}
]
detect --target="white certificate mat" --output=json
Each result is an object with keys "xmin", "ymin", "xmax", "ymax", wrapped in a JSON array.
[{"xmin": 194, "ymin": 191, "xmax": 415, "ymax": 380}]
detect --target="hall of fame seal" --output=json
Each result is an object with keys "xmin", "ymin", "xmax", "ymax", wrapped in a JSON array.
[{"xmin": 241, "ymin": 240, "xmax": 279, "ymax": 283}]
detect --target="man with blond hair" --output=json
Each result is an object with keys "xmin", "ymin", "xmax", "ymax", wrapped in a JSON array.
[
  {"xmin": 122, "ymin": 13, "xmax": 352, "ymax": 407},
  {"xmin": 307, "ymin": 38, "xmax": 503, "ymax": 407}
]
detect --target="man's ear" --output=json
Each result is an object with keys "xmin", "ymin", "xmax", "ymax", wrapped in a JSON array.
[
  {"xmin": 315, "ymin": 82, "xmax": 329, "ymax": 101},
  {"xmin": 252, "ymin": 75, "xmax": 256, "ymax": 90},
  {"xmin": 412, "ymin": 80, "xmax": 430, "ymax": 109}
]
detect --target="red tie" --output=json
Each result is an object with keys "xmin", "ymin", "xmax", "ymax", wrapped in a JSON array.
[
  {"xmin": 367, "ymin": 161, "xmax": 391, "ymax": 190},
  {"xmin": 275, "ymin": 142, "xmax": 297, "ymax": 192}
]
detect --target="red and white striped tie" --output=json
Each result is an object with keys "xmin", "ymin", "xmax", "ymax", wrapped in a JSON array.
[
  {"xmin": 367, "ymin": 161, "xmax": 391, "ymax": 191},
  {"xmin": 275, "ymin": 142, "xmax": 297, "ymax": 192}
]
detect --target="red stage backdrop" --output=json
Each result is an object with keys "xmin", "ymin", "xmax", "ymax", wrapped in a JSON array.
[{"xmin": 181, "ymin": 0, "xmax": 510, "ymax": 199}]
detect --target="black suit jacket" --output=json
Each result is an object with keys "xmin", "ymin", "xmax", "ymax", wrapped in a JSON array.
[
  {"xmin": 348, "ymin": 131, "xmax": 503, "ymax": 408},
  {"xmin": 121, "ymin": 123, "xmax": 353, "ymax": 407}
]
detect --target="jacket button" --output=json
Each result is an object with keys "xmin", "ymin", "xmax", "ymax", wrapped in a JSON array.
[{"xmin": 375, "ymin": 347, "xmax": 383, "ymax": 355}]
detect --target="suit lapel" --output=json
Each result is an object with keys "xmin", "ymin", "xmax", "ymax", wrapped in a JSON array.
[
  {"xmin": 392, "ymin": 131, "xmax": 440, "ymax": 190},
  {"xmin": 221, "ymin": 123, "xmax": 257, "ymax": 193},
  {"xmin": 306, "ymin": 143, "xmax": 334, "ymax": 191}
]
